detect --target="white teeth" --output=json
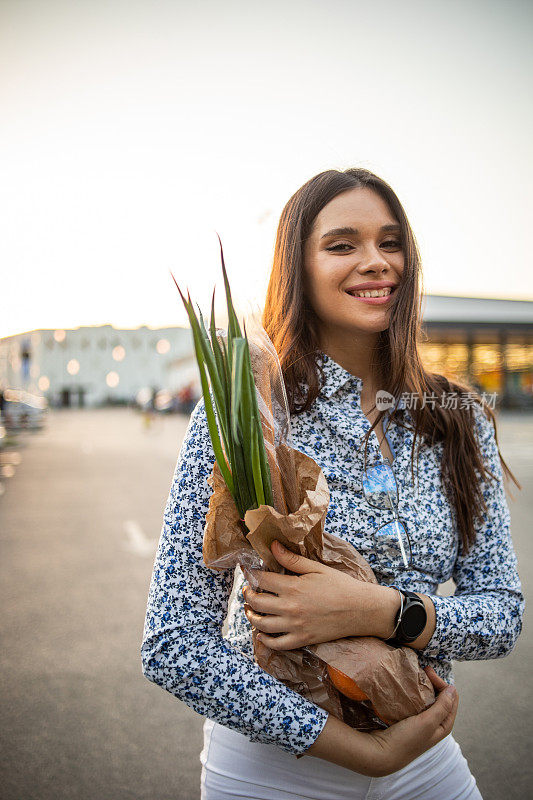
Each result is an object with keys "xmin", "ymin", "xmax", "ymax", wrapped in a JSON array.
[{"xmin": 349, "ymin": 287, "xmax": 392, "ymax": 298}]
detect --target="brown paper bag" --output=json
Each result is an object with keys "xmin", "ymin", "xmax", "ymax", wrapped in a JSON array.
[{"xmin": 203, "ymin": 444, "xmax": 435, "ymax": 731}]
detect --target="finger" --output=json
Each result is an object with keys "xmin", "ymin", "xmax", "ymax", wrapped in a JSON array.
[
  {"xmin": 243, "ymin": 568, "xmax": 292, "ymax": 595},
  {"xmin": 243, "ymin": 586, "xmax": 282, "ymax": 614},
  {"xmin": 244, "ymin": 607, "xmax": 287, "ymax": 633},
  {"xmin": 254, "ymin": 630, "xmax": 300, "ymax": 651},
  {"xmin": 418, "ymin": 683, "xmax": 459, "ymax": 748},
  {"xmin": 434, "ymin": 684, "xmax": 459, "ymax": 740},
  {"xmin": 424, "ymin": 665, "xmax": 449, "ymax": 692},
  {"xmin": 270, "ymin": 540, "xmax": 324, "ymax": 574}
]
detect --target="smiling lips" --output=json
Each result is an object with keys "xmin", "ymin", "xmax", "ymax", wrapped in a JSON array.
[{"xmin": 345, "ymin": 284, "xmax": 397, "ymax": 304}]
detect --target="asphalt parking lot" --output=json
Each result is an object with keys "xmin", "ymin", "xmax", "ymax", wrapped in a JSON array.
[{"xmin": 0, "ymin": 408, "xmax": 531, "ymax": 799}]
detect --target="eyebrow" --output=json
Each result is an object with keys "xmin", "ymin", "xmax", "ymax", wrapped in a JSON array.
[{"xmin": 320, "ymin": 224, "xmax": 401, "ymax": 240}]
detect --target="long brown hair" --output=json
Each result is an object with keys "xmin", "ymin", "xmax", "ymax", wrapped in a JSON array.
[{"xmin": 262, "ymin": 167, "xmax": 520, "ymax": 556}]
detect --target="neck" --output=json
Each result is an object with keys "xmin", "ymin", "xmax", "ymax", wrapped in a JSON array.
[
  {"xmin": 319, "ymin": 334, "xmax": 379, "ymax": 383},
  {"xmin": 319, "ymin": 332, "xmax": 384, "ymax": 412}
]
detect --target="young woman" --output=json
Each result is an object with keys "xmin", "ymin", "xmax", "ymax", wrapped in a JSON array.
[{"xmin": 141, "ymin": 168, "xmax": 524, "ymax": 799}]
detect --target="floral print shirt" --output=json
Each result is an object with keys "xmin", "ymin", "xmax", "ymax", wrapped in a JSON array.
[{"xmin": 141, "ymin": 350, "xmax": 525, "ymax": 756}]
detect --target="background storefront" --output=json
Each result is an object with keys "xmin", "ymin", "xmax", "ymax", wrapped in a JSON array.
[
  {"xmin": 420, "ymin": 296, "xmax": 533, "ymax": 409},
  {"xmin": 2, "ymin": 295, "xmax": 533, "ymax": 410}
]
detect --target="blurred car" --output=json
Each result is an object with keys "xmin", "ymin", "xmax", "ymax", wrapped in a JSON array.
[
  {"xmin": 154, "ymin": 389, "xmax": 176, "ymax": 413},
  {"xmin": 1, "ymin": 389, "xmax": 48, "ymax": 431},
  {"xmin": 134, "ymin": 385, "xmax": 199, "ymax": 416},
  {"xmin": 154, "ymin": 388, "xmax": 198, "ymax": 414}
]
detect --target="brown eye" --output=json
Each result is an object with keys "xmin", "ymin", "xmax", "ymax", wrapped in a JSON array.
[{"xmin": 325, "ymin": 243, "xmax": 352, "ymax": 252}]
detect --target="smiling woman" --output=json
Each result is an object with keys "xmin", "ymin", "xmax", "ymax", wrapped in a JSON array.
[
  {"xmin": 141, "ymin": 167, "xmax": 523, "ymax": 800},
  {"xmin": 263, "ymin": 169, "xmax": 520, "ymax": 554},
  {"xmin": 302, "ymin": 188, "xmax": 405, "ymax": 370}
]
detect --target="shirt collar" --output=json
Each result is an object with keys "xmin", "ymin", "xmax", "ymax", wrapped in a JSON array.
[
  {"xmin": 317, "ymin": 350, "xmax": 407, "ymax": 412},
  {"xmin": 318, "ymin": 350, "xmax": 363, "ymax": 397}
]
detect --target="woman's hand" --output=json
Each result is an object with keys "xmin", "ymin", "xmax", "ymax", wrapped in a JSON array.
[
  {"xmin": 242, "ymin": 540, "xmax": 399, "ymax": 649},
  {"xmin": 306, "ymin": 666, "xmax": 459, "ymax": 778}
]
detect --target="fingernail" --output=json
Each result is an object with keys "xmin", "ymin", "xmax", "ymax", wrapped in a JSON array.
[{"xmin": 445, "ymin": 685, "xmax": 457, "ymax": 697}]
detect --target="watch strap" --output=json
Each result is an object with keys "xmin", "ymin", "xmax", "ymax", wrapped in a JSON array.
[
  {"xmin": 385, "ymin": 587, "xmax": 426, "ymax": 647},
  {"xmin": 385, "ymin": 586, "xmax": 404, "ymax": 641}
]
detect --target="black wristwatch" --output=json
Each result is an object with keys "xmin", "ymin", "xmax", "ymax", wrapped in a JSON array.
[{"xmin": 385, "ymin": 587, "xmax": 427, "ymax": 647}]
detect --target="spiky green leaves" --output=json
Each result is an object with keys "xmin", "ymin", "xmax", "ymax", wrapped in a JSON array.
[{"xmin": 171, "ymin": 233, "xmax": 274, "ymax": 520}]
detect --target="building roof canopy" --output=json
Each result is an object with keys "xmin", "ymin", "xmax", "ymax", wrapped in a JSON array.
[{"xmin": 423, "ymin": 295, "xmax": 533, "ymax": 325}]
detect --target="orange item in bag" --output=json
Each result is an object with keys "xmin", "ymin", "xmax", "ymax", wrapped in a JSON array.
[
  {"xmin": 327, "ymin": 664, "xmax": 393, "ymax": 725},
  {"xmin": 327, "ymin": 664, "xmax": 369, "ymax": 702}
]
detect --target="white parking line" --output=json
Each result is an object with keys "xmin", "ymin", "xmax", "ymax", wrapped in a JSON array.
[{"xmin": 123, "ymin": 520, "xmax": 158, "ymax": 557}]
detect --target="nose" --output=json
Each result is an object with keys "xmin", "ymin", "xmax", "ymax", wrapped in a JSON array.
[
  {"xmin": 357, "ymin": 260, "xmax": 390, "ymax": 277},
  {"xmin": 357, "ymin": 245, "xmax": 391, "ymax": 275}
]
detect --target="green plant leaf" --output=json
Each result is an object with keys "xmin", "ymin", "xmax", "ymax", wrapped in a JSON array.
[
  {"xmin": 209, "ymin": 288, "xmax": 231, "ymax": 457},
  {"xmin": 243, "ymin": 322, "xmax": 274, "ymax": 507},
  {"xmin": 196, "ymin": 300, "xmax": 230, "ymax": 459},
  {"xmin": 171, "ymin": 275, "xmax": 235, "ymax": 496},
  {"xmin": 230, "ymin": 338, "xmax": 245, "ymax": 445},
  {"xmin": 250, "ymin": 415, "xmax": 265, "ymax": 506},
  {"xmin": 216, "ymin": 232, "xmax": 242, "ymax": 341},
  {"xmin": 170, "ymin": 242, "xmax": 276, "ymax": 520}
]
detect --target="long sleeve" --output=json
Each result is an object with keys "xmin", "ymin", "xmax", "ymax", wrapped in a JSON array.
[
  {"xmin": 418, "ymin": 402, "xmax": 525, "ymax": 664},
  {"xmin": 140, "ymin": 397, "xmax": 329, "ymax": 756}
]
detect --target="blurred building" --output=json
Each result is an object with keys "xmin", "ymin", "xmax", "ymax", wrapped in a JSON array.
[
  {"xmin": 420, "ymin": 295, "xmax": 533, "ymax": 408},
  {"xmin": 1, "ymin": 295, "xmax": 533, "ymax": 409},
  {"xmin": 0, "ymin": 325, "xmax": 199, "ymax": 407}
]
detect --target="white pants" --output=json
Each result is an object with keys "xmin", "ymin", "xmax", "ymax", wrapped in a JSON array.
[{"xmin": 200, "ymin": 717, "xmax": 483, "ymax": 800}]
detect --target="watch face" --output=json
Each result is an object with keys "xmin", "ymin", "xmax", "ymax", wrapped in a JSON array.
[{"xmin": 402, "ymin": 602, "xmax": 427, "ymax": 639}]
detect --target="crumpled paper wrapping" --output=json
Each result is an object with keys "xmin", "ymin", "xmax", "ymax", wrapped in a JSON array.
[{"xmin": 203, "ymin": 444, "xmax": 435, "ymax": 731}]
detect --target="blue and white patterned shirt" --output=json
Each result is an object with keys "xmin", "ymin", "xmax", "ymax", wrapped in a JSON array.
[{"xmin": 141, "ymin": 350, "xmax": 524, "ymax": 756}]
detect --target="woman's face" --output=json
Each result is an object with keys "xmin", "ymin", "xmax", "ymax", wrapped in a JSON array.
[{"xmin": 303, "ymin": 187, "xmax": 405, "ymax": 342}]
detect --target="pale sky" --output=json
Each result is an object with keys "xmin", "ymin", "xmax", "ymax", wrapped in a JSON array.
[{"xmin": 1, "ymin": 0, "xmax": 532, "ymax": 339}]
